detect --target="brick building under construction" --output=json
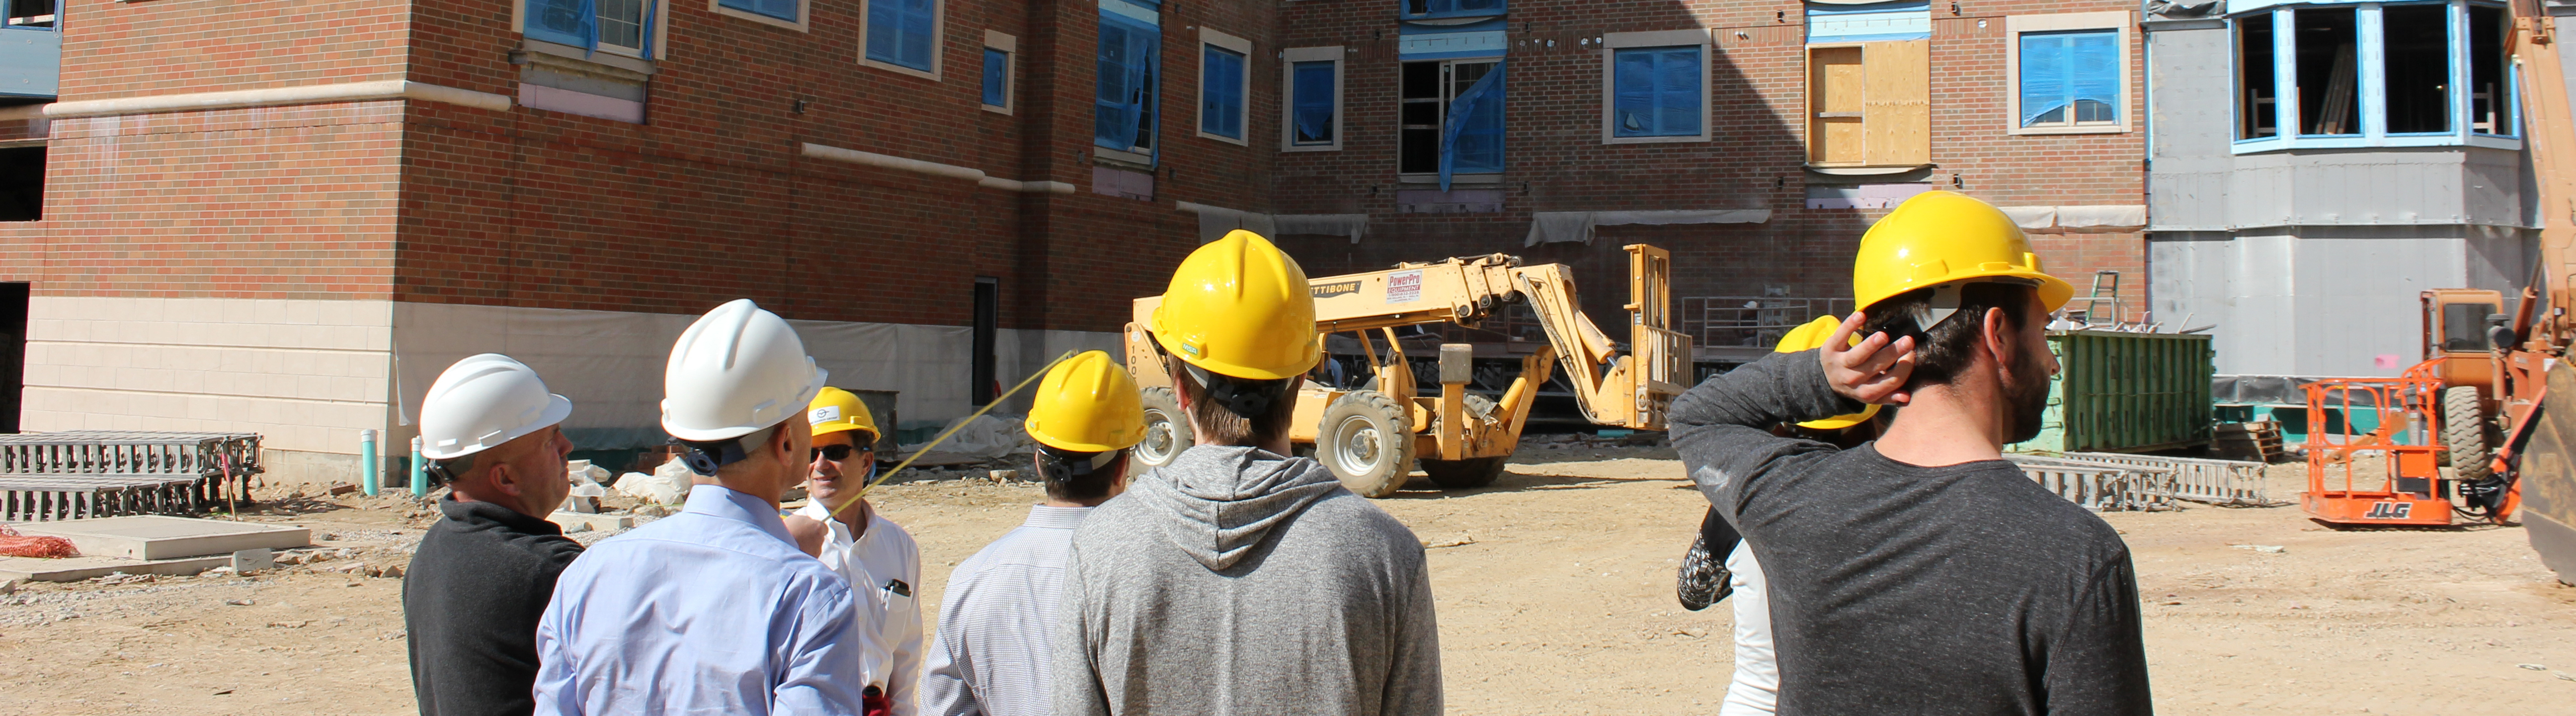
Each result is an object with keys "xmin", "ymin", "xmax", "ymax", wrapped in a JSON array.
[{"xmin": 0, "ymin": 0, "xmax": 2158, "ymax": 478}]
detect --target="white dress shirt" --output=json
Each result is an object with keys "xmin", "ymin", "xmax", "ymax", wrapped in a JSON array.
[
  {"xmin": 797, "ymin": 499, "xmax": 924, "ymax": 716},
  {"xmin": 1719, "ymin": 540, "xmax": 1778, "ymax": 716},
  {"xmin": 920, "ymin": 504, "xmax": 1091, "ymax": 716},
  {"xmin": 534, "ymin": 484, "xmax": 879, "ymax": 716}
]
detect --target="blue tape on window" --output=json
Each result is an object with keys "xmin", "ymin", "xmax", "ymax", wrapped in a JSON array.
[{"xmin": 1439, "ymin": 62, "xmax": 1504, "ymax": 189}]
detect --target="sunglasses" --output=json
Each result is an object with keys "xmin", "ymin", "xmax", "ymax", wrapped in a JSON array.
[{"xmin": 810, "ymin": 444, "xmax": 863, "ymax": 462}]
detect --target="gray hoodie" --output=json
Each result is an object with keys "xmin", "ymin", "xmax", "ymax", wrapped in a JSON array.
[{"xmin": 1052, "ymin": 445, "xmax": 1443, "ymax": 716}]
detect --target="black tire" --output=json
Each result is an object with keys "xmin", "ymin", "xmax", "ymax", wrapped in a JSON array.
[
  {"xmin": 2443, "ymin": 385, "xmax": 2496, "ymax": 481},
  {"xmin": 1318, "ymin": 390, "xmax": 1416, "ymax": 498},
  {"xmin": 1135, "ymin": 386, "xmax": 1193, "ymax": 470},
  {"xmin": 1421, "ymin": 456, "xmax": 1507, "ymax": 489}
]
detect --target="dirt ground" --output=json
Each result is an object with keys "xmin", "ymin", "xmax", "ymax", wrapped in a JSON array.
[{"xmin": 2, "ymin": 448, "xmax": 2573, "ymax": 715}]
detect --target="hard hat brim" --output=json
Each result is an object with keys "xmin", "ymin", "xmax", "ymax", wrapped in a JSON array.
[
  {"xmin": 1795, "ymin": 403, "xmax": 1881, "ymax": 431},
  {"xmin": 420, "ymin": 393, "xmax": 572, "ymax": 460},
  {"xmin": 812, "ymin": 422, "xmax": 880, "ymax": 445},
  {"xmin": 663, "ymin": 365, "xmax": 828, "ymax": 443},
  {"xmin": 1859, "ymin": 269, "xmax": 2076, "ymax": 317},
  {"xmin": 1150, "ymin": 329, "xmax": 1322, "ymax": 381},
  {"xmin": 1027, "ymin": 423, "xmax": 1143, "ymax": 453}
]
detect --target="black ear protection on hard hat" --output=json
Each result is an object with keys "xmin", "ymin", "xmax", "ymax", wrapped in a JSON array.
[
  {"xmin": 1182, "ymin": 363, "xmax": 1288, "ymax": 419},
  {"xmin": 674, "ymin": 425, "xmax": 779, "ymax": 476}
]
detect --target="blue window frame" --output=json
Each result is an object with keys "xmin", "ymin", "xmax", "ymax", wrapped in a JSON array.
[
  {"xmin": 982, "ymin": 48, "xmax": 1010, "ymax": 108},
  {"xmin": 866, "ymin": 0, "xmax": 937, "ymax": 71},
  {"xmin": 1611, "ymin": 46, "xmax": 1702, "ymax": 138},
  {"xmin": 2018, "ymin": 30, "xmax": 2117, "ymax": 127},
  {"xmin": 1401, "ymin": 0, "xmax": 1504, "ymax": 20},
  {"xmin": 718, "ymin": 0, "xmax": 797, "ymax": 25},
  {"xmin": 1200, "ymin": 44, "xmax": 1246, "ymax": 140},
  {"xmin": 1096, "ymin": 0, "xmax": 1161, "ymax": 156},
  {"xmin": 528, "ymin": 0, "xmax": 656, "ymax": 57},
  {"xmin": 2228, "ymin": 2, "xmax": 2519, "ymax": 153},
  {"xmin": 1290, "ymin": 60, "xmax": 1337, "ymax": 146}
]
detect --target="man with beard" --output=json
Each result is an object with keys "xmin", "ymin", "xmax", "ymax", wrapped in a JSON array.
[{"xmin": 1670, "ymin": 190, "xmax": 2151, "ymax": 715}]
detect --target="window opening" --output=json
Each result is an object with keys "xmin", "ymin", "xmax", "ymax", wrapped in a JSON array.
[
  {"xmin": 1611, "ymin": 46, "xmax": 1703, "ymax": 138},
  {"xmin": 718, "ymin": 0, "xmax": 798, "ymax": 25},
  {"xmin": 2237, "ymin": 12, "xmax": 2276, "ymax": 139},
  {"xmin": 983, "ymin": 48, "xmax": 1009, "ymax": 107},
  {"xmin": 529, "ymin": 0, "xmax": 655, "ymax": 55},
  {"xmin": 1291, "ymin": 60, "xmax": 1336, "ymax": 145},
  {"xmin": 866, "ymin": 0, "xmax": 938, "ymax": 72},
  {"xmin": 1399, "ymin": 59, "xmax": 1503, "ymax": 187},
  {"xmin": 1201, "ymin": 44, "xmax": 1246, "ymax": 139},
  {"xmin": 1810, "ymin": 46, "xmax": 1865, "ymax": 163},
  {"xmin": 597, "ymin": 0, "xmax": 645, "ymax": 51},
  {"xmin": 6, "ymin": 0, "xmax": 53, "ymax": 28},
  {"xmin": 2380, "ymin": 4, "xmax": 2450, "ymax": 134},
  {"xmin": 2018, "ymin": 29, "xmax": 2118, "ymax": 127},
  {"xmin": 0, "ymin": 281, "xmax": 22, "ymax": 434},
  {"xmin": 1095, "ymin": 6, "xmax": 1160, "ymax": 156},
  {"xmin": 1401, "ymin": 0, "xmax": 1504, "ymax": 20},
  {"xmin": 2294, "ymin": 7, "xmax": 2359, "ymax": 136},
  {"xmin": 0, "ymin": 146, "xmax": 36, "ymax": 222},
  {"xmin": 2470, "ymin": 3, "xmax": 2510, "ymax": 135},
  {"xmin": 2441, "ymin": 302, "xmax": 2499, "ymax": 353}
]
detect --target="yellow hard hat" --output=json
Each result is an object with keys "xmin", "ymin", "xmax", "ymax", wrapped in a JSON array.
[
  {"xmin": 1149, "ymin": 230, "xmax": 1323, "ymax": 380},
  {"xmin": 1026, "ymin": 351, "xmax": 1147, "ymax": 452},
  {"xmin": 1775, "ymin": 316, "xmax": 1882, "ymax": 431},
  {"xmin": 806, "ymin": 386, "xmax": 881, "ymax": 445},
  {"xmin": 1851, "ymin": 190, "xmax": 2074, "ymax": 313}
]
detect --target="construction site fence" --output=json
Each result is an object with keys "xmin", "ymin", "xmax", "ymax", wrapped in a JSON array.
[{"xmin": 0, "ymin": 431, "xmax": 264, "ymax": 521}]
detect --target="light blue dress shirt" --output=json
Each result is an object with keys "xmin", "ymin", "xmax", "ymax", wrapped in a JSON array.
[
  {"xmin": 921, "ymin": 504, "xmax": 1091, "ymax": 716},
  {"xmin": 533, "ymin": 483, "xmax": 877, "ymax": 716}
]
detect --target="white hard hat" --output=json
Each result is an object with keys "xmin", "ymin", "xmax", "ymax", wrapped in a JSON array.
[
  {"xmin": 418, "ymin": 354, "xmax": 573, "ymax": 460},
  {"xmin": 661, "ymin": 299, "xmax": 829, "ymax": 443}
]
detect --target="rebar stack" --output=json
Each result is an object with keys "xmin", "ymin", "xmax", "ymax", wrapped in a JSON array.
[{"xmin": 0, "ymin": 431, "xmax": 265, "ymax": 522}]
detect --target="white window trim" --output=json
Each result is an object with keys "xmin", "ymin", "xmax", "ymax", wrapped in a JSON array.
[
  {"xmin": 1600, "ymin": 29, "xmax": 1714, "ymax": 144},
  {"xmin": 1282, "ymin": 46, "xmax": 1344, "ymax": 152},
  {"xmin": 709, "ymin": 0, "xmax": 809, "ymax": 33},
  {"xmin": 2230, "ymin": 1, "xmax": 2522, "ymax": 154},
  {"xmin": 983, "ymin": 30, "xmax": 1017, "ymax": 115},
  {"xmin": 514, "ymin": 0, "xmax": 675, "ymax": 58},
  {"xmin": 1196, "ymin": 27, "xmax": 1253, "ymax": 146},
  {"xmin": 856, "ymin": 0, "xmax": 944, "ymax": 80},
  {"xmin": 2005, "ymin": 11, "xmax": 2133, "ymax": 136}
]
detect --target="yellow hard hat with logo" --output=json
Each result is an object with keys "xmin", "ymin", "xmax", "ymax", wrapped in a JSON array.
[
  {"xmin": 1026, "ymin": 350, "xmax": 1147, "ymax": 452},
  {"xmin": 1851, "ymin": 190, "xmax": 2074, "ymax": 314},
  {"xmin": 806, "ymin": 386, "xmax": 881, "ymax": 444},
  {"xmin": 1149, "ymin": 230, "xmax": 1323, "ymax": 380},
  {"xmin": 1775, "ymin": 316, "xmax": 1881, "ymax": 431}
]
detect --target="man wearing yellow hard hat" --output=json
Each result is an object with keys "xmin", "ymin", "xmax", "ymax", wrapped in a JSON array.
[
  {"xmin": 1670, "ymin": 191, "xmax": 2149, "ymax": 715},
  {"xmin": 785, "ymin": 386, "xmax": 921, "ymax": 716},
  {"xmin": 1053, "ymin": 231, "xmax": 1442, "ymax": 715},
  {"xmin": 920, "ymin": 351, "xmax": 1141, "ymax": 716}
]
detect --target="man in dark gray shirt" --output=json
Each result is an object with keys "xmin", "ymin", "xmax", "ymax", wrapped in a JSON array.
[{"xmin": 1672, "ymin": 190, "xmax": 2151, "ymax": 715}]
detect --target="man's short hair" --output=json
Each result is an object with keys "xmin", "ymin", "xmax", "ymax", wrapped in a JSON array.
[
  {"xmin": 1037, "ymin": 446, "xmax": 1125, "ymax": 502},
  {"xmin": 1174, "ymin": 363, "xmax": 1299, "ymax": 447},
  {"xmin": 1858, "ymin": 282, "xmax": 2044, "ymax": 388}
]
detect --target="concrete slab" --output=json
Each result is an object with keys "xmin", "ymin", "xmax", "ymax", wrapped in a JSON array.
[
  {"xmin": 550, "ymin": 512, "xmax": 634, "ymax": 533},
  {"xmin": 0, "ymin": 554, "xmax": 233, "ymax": 582},
  {"xmin": 12, "ymin": 516, "xmax": 309, "ymax": 560}
]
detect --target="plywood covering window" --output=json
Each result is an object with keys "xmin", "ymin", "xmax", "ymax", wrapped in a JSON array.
[{"xmin": 1806, "ymin": 41, "xmax": 1927, "ymax": 167}]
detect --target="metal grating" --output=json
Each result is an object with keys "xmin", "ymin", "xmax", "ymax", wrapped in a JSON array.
[
  {"xmin": 2064, "ymin": 451, "xmax": 2273, "ymax": 506},
  {"xmin": 0, "ymin": 432, "xmax": 263, "ymax": 521},
  {"xmin": 2006, "ymin": 454, "xmax": 2174, "ymax": 512}
]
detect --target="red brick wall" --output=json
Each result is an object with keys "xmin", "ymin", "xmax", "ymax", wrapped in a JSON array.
[
  {"xmin": 58, "ymin": 0, "xmax": 412, "ymax": 99},
  {"xmin": 1273, "ymin": 0, "xmax": 2149, "ymax": 335}
]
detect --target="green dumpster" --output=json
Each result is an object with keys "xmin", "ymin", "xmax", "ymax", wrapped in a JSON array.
[{"xmin": 2008, "ymin": 330, "xmax": 2215, "ymax": 454}]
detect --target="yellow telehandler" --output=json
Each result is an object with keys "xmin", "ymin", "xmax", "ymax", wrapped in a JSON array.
[{"xmin": 1124, "ymin": 244, "xmax": 1691, "ymax": 497}]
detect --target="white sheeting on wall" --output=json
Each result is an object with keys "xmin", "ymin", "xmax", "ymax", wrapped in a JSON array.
[
  {"xmin": 391, "ymin": 303, "xmax": 1121, "ymax": 449},
  {"xmin": 2151, "ymin": 233, "xmax": 2479, "ymax": 378},
  {"xmin": 2000, "ymin": 205, "xmax": 2147, "ymax": 231}
]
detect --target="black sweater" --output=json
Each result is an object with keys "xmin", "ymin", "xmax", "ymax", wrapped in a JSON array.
[
  {"xmin": 1671, "ymin": 351, "xmax": 2152, "ymax": 716},
  {"xmin": 403, "ymin": 497, "xmax": 584, "ymax": 716}
]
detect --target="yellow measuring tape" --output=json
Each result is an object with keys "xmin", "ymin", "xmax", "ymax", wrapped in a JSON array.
[{"xmin": 828, "ymin": 350, "xmax": 1077, "ymax": 519}]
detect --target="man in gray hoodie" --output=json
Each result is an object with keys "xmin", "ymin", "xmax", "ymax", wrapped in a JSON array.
[{"xmin": 1053, "ymin": 231, "xmax": 1443, "ymax": 716}]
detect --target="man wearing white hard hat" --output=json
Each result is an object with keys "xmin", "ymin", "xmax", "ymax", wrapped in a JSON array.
[
  {"xmin": 402, "ymin": 353, "xmax": 580, "ymax": 716},
  {"xmin": 533, "ymin": 299, "xmax": 880, "ymax": 715}
]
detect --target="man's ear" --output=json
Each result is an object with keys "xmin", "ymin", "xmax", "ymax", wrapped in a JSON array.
[
  {"xmin": 488, "ymin": 462, "xmax": 524, "ymax": 497},
  {"xmin": 1980, "ymin": 306, "xmax": 2014, "ymax": 368}
]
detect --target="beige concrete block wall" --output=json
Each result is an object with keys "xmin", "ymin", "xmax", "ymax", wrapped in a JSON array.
[{"xmin": 22, "ymin": 296, "xmax": 397, "ymax": 457}]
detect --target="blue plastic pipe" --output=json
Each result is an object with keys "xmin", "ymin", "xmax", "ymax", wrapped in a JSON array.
[
  {"xmin": 360, "ymin": 429, "xmax": 379, "ymax": 497},
  {"xmin": 409, "ymin": 436, "xmax": 427, "ymax": 496}
]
